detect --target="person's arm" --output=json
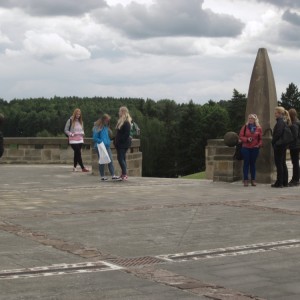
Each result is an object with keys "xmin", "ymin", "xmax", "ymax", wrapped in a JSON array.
[
  {"xmin": 0, "ymin": 132, "xmax": 4, "ymax": 158},
  {"xmin": 257, "ymin": 127, "xmax": 263, "ymax": 147},
  {"xmin": 272, "ymin": 119, "xmax": 285, "ymax": 144},
  {"xmin": 291, "ymin": 124, "xmax": 298, "ymax": 142},
  {"xmin": 93, "ymin": 129, "xmax": 103, "ymax": 144}
]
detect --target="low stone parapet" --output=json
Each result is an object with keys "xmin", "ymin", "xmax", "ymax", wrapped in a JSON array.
[{"xmin": 1, "ymin": 137, "xmax": 142, "ymax": 177}]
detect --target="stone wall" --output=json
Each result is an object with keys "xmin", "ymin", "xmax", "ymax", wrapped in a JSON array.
[
  {"xmin": 1, "ymin": 137, "xmax": 142, "ymax": 177},
  {"xmin": 206, "ymin": 139, "xmax": 242, "ymax": 182}
]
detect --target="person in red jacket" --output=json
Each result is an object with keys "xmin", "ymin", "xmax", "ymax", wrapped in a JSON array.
[{"xmin": 239, "ymin": 114, "xmax": 263, "ymax": 186}]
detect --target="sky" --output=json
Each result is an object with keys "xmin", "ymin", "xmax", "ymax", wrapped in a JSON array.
[{"xmin": 0, "ymin": 0, "xmax": 299, "ymax": 104}]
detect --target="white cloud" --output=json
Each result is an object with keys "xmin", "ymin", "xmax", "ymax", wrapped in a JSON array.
[
  {"xmin": 94, "ymin": 0, "xmax": 244, "ymax": 39},
  {"xmin": 21, "ymin": 31, "xmax": 91, "ymax": 61},
  {"xmin": 0, "ymin": 29, "xmax": 11, "ymax": 44}
]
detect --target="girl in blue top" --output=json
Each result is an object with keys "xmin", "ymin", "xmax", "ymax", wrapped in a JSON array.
[{"xmin": 93, "ymin": 114, "xmax": 119, "ymax": 181}]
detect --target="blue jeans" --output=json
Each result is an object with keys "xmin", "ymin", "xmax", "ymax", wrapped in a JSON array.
[
  {"xmin": 97, "ymin": 146, "xmax": 115, "ymax": 177},
  {"xmin": 117, "ymin": 148, "xmax": 128, "ymax": 176},
  {"xmin": 241, "ymin": 147, "xmax": 259, "ymax": 180}
]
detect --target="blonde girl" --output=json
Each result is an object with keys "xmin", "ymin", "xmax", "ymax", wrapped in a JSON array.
[
  {"xmin": 114, "ymin": 107, "xmax": 132, "ymax": 180},
  {"xmin": 271, "ymin": 107, "xmax": 290, "ymax": 187},
  {"xmin": 239, "ymin": 114, "xmax": 262, "ymax": 186}
]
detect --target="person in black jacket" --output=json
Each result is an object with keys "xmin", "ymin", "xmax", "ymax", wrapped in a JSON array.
[
  {"xmin": 288, "ymin": 108, "xmax": 300, "ymax": 186},
  {"xmin": 0, "ymin": 113, "xmax": 4, "ymax": 158},
  {"xmin": 271, "ymin": 107, "xmax": 291, "ymax": 188},
  {"xmin": 115, "ymin": 107, "xmax": 132, "ymax": 181}
]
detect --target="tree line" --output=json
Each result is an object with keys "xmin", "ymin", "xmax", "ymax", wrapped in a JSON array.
[{"xmin": 0, "ymin": 82, "xmax": 298, "ymax": 177}]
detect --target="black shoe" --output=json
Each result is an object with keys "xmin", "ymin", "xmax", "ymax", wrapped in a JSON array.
[
  {"xmin": 271, "ymin": 183, "xmax": 283, "ymax": 188},
  {"xmin": 288, "ymin": 180, "xmax": 299, "ymax": 187}
]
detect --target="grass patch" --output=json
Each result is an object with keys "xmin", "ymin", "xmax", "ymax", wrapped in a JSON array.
[{"xmin": 182, "ymin": 172, "xmax": 206, "ymax": 180}]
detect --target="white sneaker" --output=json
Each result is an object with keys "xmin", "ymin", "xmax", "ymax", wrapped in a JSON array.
[
  {"xmin": 101, "ymin": 177, "xmax": 108, "ymax": 181},
  {"xmin": 112, "ymin": 176, "xmax": 122, "ymax": 181}
]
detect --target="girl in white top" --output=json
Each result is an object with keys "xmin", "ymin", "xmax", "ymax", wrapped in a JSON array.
[{"xmin": 64, "ymin": 108, "xmax": 89, "ymax": 172}]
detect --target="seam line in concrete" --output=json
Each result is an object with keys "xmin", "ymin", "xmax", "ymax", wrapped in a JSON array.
[{"xmin": 124, "ymin": 267, "xmax": 266, "ymax": 300}]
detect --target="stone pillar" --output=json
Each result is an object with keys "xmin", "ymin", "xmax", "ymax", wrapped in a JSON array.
[
  {"xmin": 246, "ymin": 48, "xmax": 277, "ymax": 183},
  {"xmin": 206, "ymin": 139, "xmax": 242, "ymax": 182}
]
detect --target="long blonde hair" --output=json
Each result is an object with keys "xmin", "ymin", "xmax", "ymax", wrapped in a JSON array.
[
  {"xmin": 275, "ymin": 106, "xmax": 291, "ymax": 126},
  {"xmin": 93, "ymin": 114, "xmax": 110, "ymax": 132},
  {"xmin": 71, "ymin": 108, "xmax": 83, "ymax": 128},
  {"xmin": 116, "ymin": 106, "xmax": 132, "ymax": 129}
]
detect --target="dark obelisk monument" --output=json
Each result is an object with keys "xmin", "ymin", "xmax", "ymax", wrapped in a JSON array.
[{"xmin": 246, "ymin": 48, "xmax": 277, "ymax": 183}]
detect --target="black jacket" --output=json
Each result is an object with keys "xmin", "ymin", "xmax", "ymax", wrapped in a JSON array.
[
  {"xmin": 115, "ymin": 121, "xmax": 131, "ymax": 149},
  {"xmin": 290, "ymin": 121, "xmax": 300, "ymax": 150},
  {"xmin": 272, "ymin": 117, "xmax": 286, "ymax": 147},
  {"xmin": 0, "ymin": 131, "xmax": 3, "ymax": 158}
]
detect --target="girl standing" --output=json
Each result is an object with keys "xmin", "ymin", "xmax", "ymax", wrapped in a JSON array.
[
  {"xmin": 239, "ymin": 114, "xmax": 262, "ymax": 186},
  {"xmin": 64, "ymin": 108, "xmax": 89, "ymax": 172},
  {"xmin": 288, "ymin": 108, "xmax": 300, "ymax": 186},
  {"xmin": 115, "ymin": 107, "xmax": 132, "ymax": 181},
  {"xmin": 93, "ymin": 114, "xmax": 119, "ymax": 181},
  {"xmin": 271, "ymin": 107, "xmax": 291, "ymax": 188}
]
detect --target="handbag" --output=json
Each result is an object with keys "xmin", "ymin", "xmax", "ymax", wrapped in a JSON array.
[
  {"xmin": 233, "ymin": 125, "xmax": 246, "ymax": 160},
  {"xmin": 275, "ymin": 125, "xmax": 293, "ymax": 146},
  {"xmin": 97, "ymin": 142, "xmax": 111, "ymax": 165},
  {"xmin": 233, "ymin": 142, "xmax": 243, "ymax": 160}
]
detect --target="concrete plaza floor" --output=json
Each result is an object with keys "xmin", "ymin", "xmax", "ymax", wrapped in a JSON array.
[{"xmin": 0, "ymin": 164, "xmax": 300, "ymax": 300}]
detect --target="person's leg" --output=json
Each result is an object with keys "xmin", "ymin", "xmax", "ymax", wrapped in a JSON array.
[
  {"xmin": 273, "ymin": 146, "xmax": 284, "ymax": 186},
  {"xmin": 282, "ymin": 147, "xmax": 288, "ymax": 186},
  {"xmin": 249, "ymin": 148, "xmax": 260, "ymax": 180},
  {"xmin": 106, "ymin": 147, "xmax": 115, "ymax": 176},
  {"xmin": 296, "ymin": 149, "xmax": 300, "ymax": 182},
  {"xmin": 71, "ymin": 144, "xmax": 78, "ymax": 168},
  {"xmin": 290, "ymin": 149, "xmax": 300, "ymax": 183},
  {"xmin": 117, "ymin": 148, "xmax": 127, "ymax": 176},
  {"xmin": 76, "ymin": 143, "xmax": 85, "ymax": 169},
  {"xmin": 241, "ymin": 147, "xmax": 250, "ymax": 181}
]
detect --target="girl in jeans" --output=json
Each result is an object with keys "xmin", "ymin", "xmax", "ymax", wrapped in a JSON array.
[
  {"xmin": 64, "ymin": 108, "xmax": 89, "ymax": 172},
  {"xmin": 239, "ymin": 114, "xmax": 262, "ymax": 186},
  {"xmin": 115, "ymin": 107, "xmax": 132, "ymax": 181},
  {"xmin": 93, "ymin": 114, "xmax": 119, "ymax": 181}
]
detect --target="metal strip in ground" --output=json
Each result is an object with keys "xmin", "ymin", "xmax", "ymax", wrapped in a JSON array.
[
  {"xmin": 157, "ymin": 239, "xmax": 300, "ymax": 262},
  {"xmin": 0, "ymin": 261, "xmax": 123, "ymax": 280}
]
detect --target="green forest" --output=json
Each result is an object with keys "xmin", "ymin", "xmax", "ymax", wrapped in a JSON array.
[{"xmin": 0, "ymin": 83, "xmax": 299, "ymax": 177}]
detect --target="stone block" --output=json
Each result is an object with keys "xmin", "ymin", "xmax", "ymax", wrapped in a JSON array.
[
  {"xmin": 44, "ymin": 145, "xmax": 60, "ymax": 149},
  {"xmin": 7, "ymin": 149, "xmax": 25, "ymax": 157},
  {"xmin": 42, "ymin": 149, "xmax": 52, "ymax": 161},
  {"xmin": 25, "ymin": 149, "xmax": 41, "ymax": 157},
  {"xmin": 18, "ymin": 145, "xmax": 34, "ymax": 149},
  {"xmin": 215, "ymin": 147, "xmax": 235, "ymax": 156}
]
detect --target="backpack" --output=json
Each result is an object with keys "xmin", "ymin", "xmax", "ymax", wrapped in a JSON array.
[
  {"xmin": 130, "ymin": 122, "xmax": 140, "ymax": 137},
  {"xmin": 65, "ymin": 118, "xmax": 72, "ymax": 138}
]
